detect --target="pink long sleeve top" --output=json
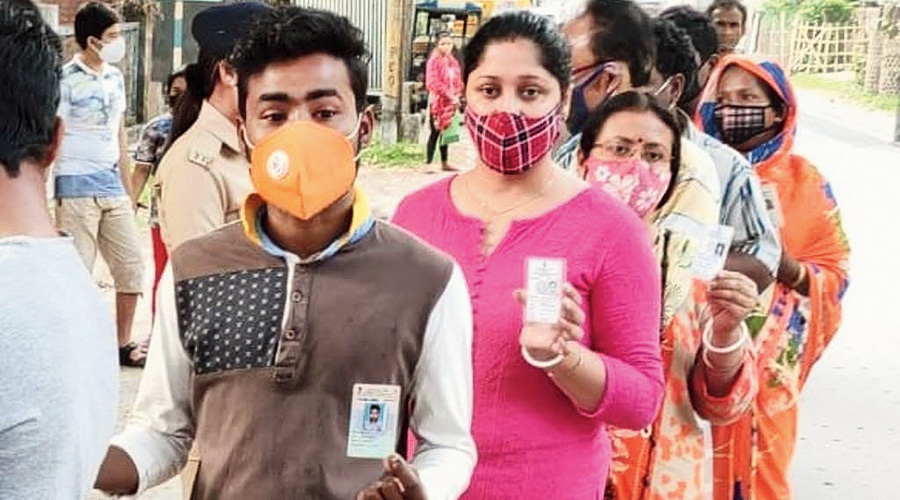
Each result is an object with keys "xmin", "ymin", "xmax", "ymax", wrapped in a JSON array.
[{"xmin": 393, "ymin": 177, "xmax": 665, "ymax": 499}]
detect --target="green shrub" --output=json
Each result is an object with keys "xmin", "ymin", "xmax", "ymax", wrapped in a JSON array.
[
  {"xmin": 360, "ymin": 141, "xmax": 425, "ymax": 168},
  {"xmin": 764, "ymin": 0, "xmax": 801, "ymax": 15},
  {"xmin": 798, "ymin": 0, "xmax": 855, "ymax": 23},
  {"xmin": 764, "ymin": 0, "xmax": 855, "ymax": 23}
]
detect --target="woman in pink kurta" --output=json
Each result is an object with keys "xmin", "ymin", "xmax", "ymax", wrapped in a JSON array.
[{"xmin": 393, "ymin": 12, "xmax": 664, "ymax": 499}]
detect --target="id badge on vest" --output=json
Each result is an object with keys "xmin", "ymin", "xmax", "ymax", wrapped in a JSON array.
[{"xmin": 347, "ymin": 383, "xmax": 401, "ymax": 459}]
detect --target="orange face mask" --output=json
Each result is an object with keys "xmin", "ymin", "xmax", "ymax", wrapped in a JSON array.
[{"xmin": 246, "ymin": 120, "xmax": 359, "ymax": 220}]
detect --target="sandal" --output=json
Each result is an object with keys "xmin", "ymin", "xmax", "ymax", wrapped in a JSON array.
[{"xmin": 119, "ymin": 342, "xmax": 147, "ymax": 368}]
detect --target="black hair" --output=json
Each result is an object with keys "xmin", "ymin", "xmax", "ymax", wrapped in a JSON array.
[
  {"xmin": 706, "ymin": 0, "xmax": 748, "ymax": 27},
  {"xmin": 463, "ymin": 11, "xmax": 571, "ymax": 94},
  {"xmin": 165, "ymin": 68, "xmax": 187, "ymax": 95},
  {"xmin": 660, "ymin": 6, "xmax": 718, "ymax": 63},
  {"xmin": 74, "ymin": 2, "xmax": 120, "ymax": 50},
  {"xmin": 582, "ymin": 0, "xmax": 656, "ymax": 87},
  {"xmin": 651, "ymin": 18, "xmax": 699, "ymax": 108},
  {"xmin": 230, "ymin": 7, "xmax": 370, "ymax": 117},
  {"xmin": 169, "ymin": 50, "xmax": 220, "ymax": 144},
  {"xmin": 579, "ymin": 91, "xmax": 682, "ymax": 209},
  {"xmin": 0, "ymin": 0, "xmax": 62, "ymax": 177}
]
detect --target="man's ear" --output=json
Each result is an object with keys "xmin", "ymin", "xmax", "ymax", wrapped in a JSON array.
[
  {"xmin": 561, "ymin": 86, "xmax": 574, "ymax": 122},
  {"xmin": 85, "ymin": 35, "xmax": 101, "ymax": 53},
  {"xmin": 37, "ymin": 118, "xmax": 65, "ymax": 182},
  {"xmin": 607, "ymin": 61, "xmax": 631, "ymax": 93},
  {"xmin": 671, "ymin": 74, "xmax": 686, "ymax": 107},
  {"xmin": 358, "ymin": 104, "xmax": 376, "ymax": 149},
  {"xmin": 219, "ymin": 61, "xmax": 238, "ymax": 88},
  {"xmin": 236, "ymin": 118, "xmax": 252, "ymax": 163},
  {"xmin": 45, "ymin": 118, "xmax": 64, "ymax": 168}
]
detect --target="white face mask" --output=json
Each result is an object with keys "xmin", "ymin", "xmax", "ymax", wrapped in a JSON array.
[{"xmin": 98, "ymin": 37, "xmax": 126, "ymax": 64}]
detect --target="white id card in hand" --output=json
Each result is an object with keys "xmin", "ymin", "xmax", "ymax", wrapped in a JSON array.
[
  {"xmin": 346, "ymin": 384, "xmax": 401, "ymax": 459},
  {"xmin": 524, "ymin": 257, "xmax": 566, "ymax": 324},
  {"xmin": 692, "ymin": 225, "xmax": 735, "ymax": 281}
]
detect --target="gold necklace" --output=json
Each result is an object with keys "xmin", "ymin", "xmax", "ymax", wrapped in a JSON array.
[{"xmin": 463, "ymin": 173, "xmax": 556, "ymax": 219}]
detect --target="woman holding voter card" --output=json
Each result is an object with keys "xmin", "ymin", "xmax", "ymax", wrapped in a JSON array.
[
  {"xmin": 393, "ymin": 12, "xmax": 665, "ymax": 500},
  {"xmin": 696, "ymin": 56, "xmax": 851, "ymax": 500},
  {"xmin": 576, "ymin": 91, "xmax": 760, "ymax": 500}
]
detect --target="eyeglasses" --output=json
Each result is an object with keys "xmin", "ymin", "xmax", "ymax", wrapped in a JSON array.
[{"xmin": 591, "ymin": 137, "xmax": 671, "ymax": 164}]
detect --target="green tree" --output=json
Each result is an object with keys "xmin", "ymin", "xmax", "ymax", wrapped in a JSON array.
[
  {"xmin": 798, "ymin": 0, "xmax": 855, "ymax": 23},
  {"xmin": 764, "ymin": 0, "xmax": 856, "ymax": 23}
]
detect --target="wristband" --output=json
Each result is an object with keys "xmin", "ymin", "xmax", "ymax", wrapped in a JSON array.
[
  {"xmin": 703, "ymin": 321, "xmax": 749, "ymax": 355},
  {"xmin": 521, "ymin": 345, "xmax": 565, "ymax": 370}
]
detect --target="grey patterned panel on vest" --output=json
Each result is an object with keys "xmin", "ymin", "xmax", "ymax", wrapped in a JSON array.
[{"xmin": 176, "ymin": 267, "xmax": 287, "ymax": 375}]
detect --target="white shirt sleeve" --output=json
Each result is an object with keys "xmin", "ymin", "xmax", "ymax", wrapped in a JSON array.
[
  {"xmin": 410, "ymin": 263, "xmax": 477, "ymax": 500},
  {"xmin": 109, "ymin": 265, "xmax": 195, "ymax": 495},
  {"xmin": 57, "ymin": 78, "xmax": 70, "ymax": 119}
]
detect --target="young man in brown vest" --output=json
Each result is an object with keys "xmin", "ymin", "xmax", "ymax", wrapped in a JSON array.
[{"xmin": 94, "ymin": 7, "xmax": 476, "ymax": 500}]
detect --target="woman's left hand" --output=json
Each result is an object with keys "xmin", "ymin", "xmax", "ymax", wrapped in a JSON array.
[
  {"xmin": 707, "ymin": 271, "xmax": 759, "ymax": 337},
  {"xmin": 515, "ymin": 283, "xmax": 586, "ymax": 362}
]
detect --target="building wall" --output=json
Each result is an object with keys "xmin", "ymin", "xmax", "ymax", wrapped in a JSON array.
[{"xmin": 41, "ymin": 0, "xmax": 118, "ymax": 26}]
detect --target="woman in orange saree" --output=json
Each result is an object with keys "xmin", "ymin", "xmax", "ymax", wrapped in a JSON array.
[
  {"xmin": 696, "ymin": 56, "xmax": 851, "ymax": 500},
  {"xmin": 578, "ymin": 91, "xmax": 760, "ymax": 500}
]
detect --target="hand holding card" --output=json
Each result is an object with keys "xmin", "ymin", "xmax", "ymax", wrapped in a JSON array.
[
  {"xmin": 692, "ymin": 225, "xmax": 735, "ymax": 282},
  {"xmin": 355, "ymin": 455, "xmax": 426, "ymax": 500},
  {"xmin": 707, "ymin": 270, "xmax": 759, "ymax": 337},
  {"xmin": 658, "ymin": 218, "xmax": 736, "ymax": 282},
  {"xmin": 516, "ymin": 260, "xmax": 586, "ymax": 371}
]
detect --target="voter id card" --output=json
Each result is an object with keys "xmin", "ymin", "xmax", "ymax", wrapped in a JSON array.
[
  {"xmin": 346, "ymin": 383, "xmax": 401, "ymax": 459},
  {"xmin": 691, "ymin": 225, "xmax": 735, "ymax": 281},
  {"xmin": 524, "ymin": 257, "xmax": 566, "ymax": 324}
]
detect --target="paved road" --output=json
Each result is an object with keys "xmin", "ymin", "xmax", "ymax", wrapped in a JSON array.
[
  {"xmin": 790, "ymin": 98, "xmax": 900, "ymax": 500},
  {"xmin": 91, "ymin": 97, "xmax": 899, "ymax": 499}
]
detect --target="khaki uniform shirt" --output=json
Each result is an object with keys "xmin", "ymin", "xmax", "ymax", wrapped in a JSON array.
[{"xmin": 156, "ymin": 101, "xmax": 252, "ymax": 252}]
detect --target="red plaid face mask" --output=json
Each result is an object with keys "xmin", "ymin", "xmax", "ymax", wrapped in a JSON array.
[{"xmin": 465, "ymin": 105, "xmax": 562, "ymax": 175}]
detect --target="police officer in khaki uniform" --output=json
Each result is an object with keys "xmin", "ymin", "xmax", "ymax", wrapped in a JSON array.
[{"xmin": 156, "ymin": 2, "xmax": 270, "ymax": 252}]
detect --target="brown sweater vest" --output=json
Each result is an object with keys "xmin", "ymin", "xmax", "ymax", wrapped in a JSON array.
[{"xmin": 170, "ymin": 221, "xmax": 453, "ymax": 500}]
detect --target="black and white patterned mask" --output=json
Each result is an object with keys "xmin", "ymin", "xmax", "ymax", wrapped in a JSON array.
[{"xmin": 714, "ymin": 104, "xmax": 773, "ymax": 145}]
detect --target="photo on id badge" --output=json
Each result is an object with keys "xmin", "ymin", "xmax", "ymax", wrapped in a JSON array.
[{"xmin": 347, "ymin": 384, "xmax": 401, "ymax": 459}]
